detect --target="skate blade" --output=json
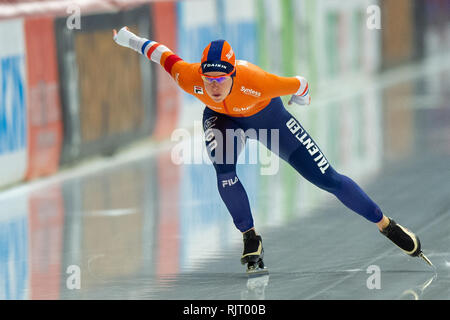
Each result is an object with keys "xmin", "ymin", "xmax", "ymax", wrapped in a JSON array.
[
  {"xmin": 246, "ymin": 266, "xmax": 269, "ymax": 276},
  {"xmin": 418, "ymin": 252, "xmax": 434, "ymax": 268}
]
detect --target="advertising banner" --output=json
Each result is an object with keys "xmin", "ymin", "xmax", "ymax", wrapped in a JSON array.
[
  {"xmin": 380, "ymin": 0, "xmax": 414, "ymax": 68},
  {"xmin": 55, "ymin": 5, "xmax": 156, "ymax": 164},
  {"xmin": 151, "ymin": 1, "xmax": 181, "ymax": 140},
  {"xmin": 0, "ymin": 19, "xmax": 28, "ymax": 188},
  {"xmin": 24, "ymin": 17, "xmax": 63, "ymax": 180}
]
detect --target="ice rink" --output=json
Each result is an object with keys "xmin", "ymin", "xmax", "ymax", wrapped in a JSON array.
[{"xmin": 1, "ymin": 57, "xmax": 449, "ymax": 300}]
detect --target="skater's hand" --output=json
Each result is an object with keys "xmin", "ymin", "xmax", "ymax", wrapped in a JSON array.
[
  {"xmin": 288, "ymin": 76, "xmax": 311, "ymax": 106},
  {"xmin": 113, "ymin": 26, "xmax": 136, "ymax": 48},
  {"xmin": 288, "ymin": 93, "xmax": 311, "ymax": 106}
]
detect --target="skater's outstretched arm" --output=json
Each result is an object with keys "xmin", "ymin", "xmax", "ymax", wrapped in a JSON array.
[
  {"xmin": 113, "ymin": 26, "xmax": 181, "ymax": 72},
  {"xmin": 113, "ymin": 26, "xmax": 197, "ymax": 94},
  {"xmin": 113, "ymin": 27, "xmax": 311, "ymax": 107}
]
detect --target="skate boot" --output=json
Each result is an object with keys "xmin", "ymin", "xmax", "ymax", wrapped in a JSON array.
[
  {"xmin": 380, "ymin": 218, "xmax": 433, "ymax": 267},
  {"xmin": 240, "ymin": 229, "xmax": 268, "ymax": 275}
]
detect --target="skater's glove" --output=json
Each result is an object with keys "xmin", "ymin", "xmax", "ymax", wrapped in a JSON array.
[
  {"xmin": 288, "ymin": 93, "xmax": 311, "ymax": 106},
  {"xmin": 288, "ymin": 76, "xmax": 311, "ymax": 106},
  {"xmin": 113, "ymin": 26, "xmax": 146, "ymax": 53}
]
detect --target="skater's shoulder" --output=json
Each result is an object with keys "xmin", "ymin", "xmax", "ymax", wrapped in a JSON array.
[
  {"xmin": 171, "ymin": 61, "xmax": 202, "ymax": 82},
  {"xmin": 235, "ymin": 60, "xmax": 268, "ymax": 85},
  {"xmin": 236, "ymin": 60, "xmax": 263, "ymax": 73}
]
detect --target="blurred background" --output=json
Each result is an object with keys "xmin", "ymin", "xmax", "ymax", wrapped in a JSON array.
[{"xmin": 0, "ymin": 0, "xmax": 449, "ymax": 300}]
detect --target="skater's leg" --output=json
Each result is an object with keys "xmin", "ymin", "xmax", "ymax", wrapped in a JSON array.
[
  {"xmin": 286, "ymin": 158, "xmax": 384, "ymax": 223},
  {"xmin": 238, "ymin": 98, "xmax": 383, "ymax": 223},
  {"xmin": 203, "ymin": 108, "xmax": 254, "ymax": 232},
  {"xmin": 236, "ymin": 98, "xmax": 431, "ymax": 264},
  {"xmin": 285, "ymin": 128, "xmax": 384, "ymax": 223},
  {"xmin": 204, "ymin": 108, "xmax": 267, "ymax": 270}
]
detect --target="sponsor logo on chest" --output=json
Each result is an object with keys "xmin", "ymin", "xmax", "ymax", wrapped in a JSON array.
[
  {"xmin": 240, "ymin": 86, "xmax": 261, "ymax": 97},
  {"xmin": 233, "ymin": 106, "xmax": 253, "ymax": 112},
  {"xmin": 194, "ymin": 86, "xmax": 204, "ymax": 94}
]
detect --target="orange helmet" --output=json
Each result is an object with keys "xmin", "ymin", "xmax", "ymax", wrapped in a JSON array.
[{"xmin": 200, "ymin": 40, "xmax": 236, "ymax": 75}]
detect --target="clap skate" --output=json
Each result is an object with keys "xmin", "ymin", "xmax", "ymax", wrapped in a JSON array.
[
  {"xmin": 380, "ymin": 218, "xmax": 433, "ymax": 267},
  {"xmin": 240, "ymin": 229, "xmax": 268, "ymax": 275}
]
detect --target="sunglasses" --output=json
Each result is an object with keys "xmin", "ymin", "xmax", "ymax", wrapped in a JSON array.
[
  {"xmin": 201, "ymin": 75, "xmax": 230, "ymax": 84},
  {"xmin": 198, "ymin": 66, "xmax": 235, "ymax": 84}
]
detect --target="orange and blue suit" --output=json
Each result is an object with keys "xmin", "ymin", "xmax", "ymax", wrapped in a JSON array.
[{"xmin": 137, "ymin": 39, "xmax": 383, "ymax": 231}]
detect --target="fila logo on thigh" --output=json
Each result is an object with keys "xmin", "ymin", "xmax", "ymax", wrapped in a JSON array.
[
  {"xmin": 286, "ymin": 118, "xmax": 330, "ymax": 174},
  {"xmin": 222, "ymin": 176, "xmax": 239, "ymax": 187}
]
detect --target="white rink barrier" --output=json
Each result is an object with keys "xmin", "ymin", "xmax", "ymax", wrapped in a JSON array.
[{"xmin": 0, "ymin": 0, "xmax": 156, "ymax": 20}]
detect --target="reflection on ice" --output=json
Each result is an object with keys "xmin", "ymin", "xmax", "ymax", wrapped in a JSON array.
[
  {"xmin": 241, "ymin": 274, "xmax": 270, "ymax": 300},
  {"xmin": 0, "ymin": 197, "xmax": 28, "ymax": 300},
  {"xmin": 398, "ymin": 273, "xmax": 437, "ymax": 300}
]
